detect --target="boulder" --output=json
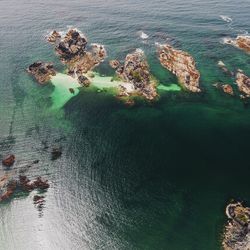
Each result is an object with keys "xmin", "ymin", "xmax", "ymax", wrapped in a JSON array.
[
  {"xmin": 2, "ymin": 154, "xmax": 15, "ymax": 167},
  {"xmin": 158, "ymin": 44, "xmax": 201, "ymax": 92},
  {"xmin": 222, "ymin": 84, "xmax": 234, "ymax": 95},
  {"xmin": 47, "ymin": 30, "xmax": 61, "ymax": 43}
]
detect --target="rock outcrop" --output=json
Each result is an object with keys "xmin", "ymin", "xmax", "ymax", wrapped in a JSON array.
[
  {"xmin": 2, "ymin": 155, "xmax": 15, "ymax": 167},
  {"xmin": 110, "ymin": 49, "xmax": 158, "ymax": 101},
  {"xmin": 236, "ymin": 71, "xmax": 250, "ymax": 97},
  {"xmin": 27, "ymin": 61, "xmax": 56, "ymax": 84},
  {"xmin": 223, "ymin": 202, "xmax": 250, "ymax": 250},
  {"xmin": 0, "ymin": 175, "xmax": 49, "ymax": 202},
  {"xmin": 47, "ymin": 29, "xmax": 106, "ymax": 85},
  {"xmin": 225, "ymin": 36, "xmax": 250, "ymax": 54},
  {"xmin": 158, "ymin": 44, "xmax": 201, "ymax": 92}
]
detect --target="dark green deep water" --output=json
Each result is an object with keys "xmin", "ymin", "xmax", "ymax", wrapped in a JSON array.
[{"xmin": 0, "ymin": 0, "xmax": 250, "ymax": 249}]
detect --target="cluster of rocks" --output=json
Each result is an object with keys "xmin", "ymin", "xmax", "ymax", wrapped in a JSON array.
[
  {"xmin": 109, "ymin": 49, "xmax": 158, "ymax": 100},
  {"xmin": 225, "ymin": 35, "xmax": 250, "ymax": 54},
  {"xmin": 0, "ymin": 175, "xmax": 49, "ymax": 202},
  {"xmin": 158, "ymin": 44, "xmax": 201, "ymax": 93},
  {"xmin": 27, "ymin": 61, "xmax": 56, "ymax": 84},
  {"xmin": 47, "ymin": 29, "xmax": 106, "ymax": 86},
  {"xmin": 223, "ymin": 202, "xmax": 250, "ymax": 250}
]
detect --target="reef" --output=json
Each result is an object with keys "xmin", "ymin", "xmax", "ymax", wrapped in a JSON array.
[
  {"xmin": 223, "ymin": 202, "xmax": 250, "ymax": 250},
  {"xmin": 236, "ymin": 70, "xmax": 250, "ymax": 98},
  {"xmin": 225, "ymin": 35, "xmax": 250, "ymax": 54},
  {"xmin": 109, "ymin": 49, "xmax": 158, "ymax": 101},
  {"xmin": 2, "ymin": 155, "xmax": 15, "ymax": 167},
  {"xmin": 27, "ymin": 61, "xmax": 56, "ymax": 84},
  {"xmin": 0, "ymin": 175, "xmax": 49, "ymax": 202},
  {"xmin": 47, "ymin": 29, "xmax": 106, "ymax": 85},
  {"xmin": 158, "ymin": 44, "xmax": 201, "ymax": 92}
]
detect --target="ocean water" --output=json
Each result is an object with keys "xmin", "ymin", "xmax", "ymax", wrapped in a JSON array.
[{"xmin": 0, "ymin": 0, "xmax": 250, "ymax": 249}]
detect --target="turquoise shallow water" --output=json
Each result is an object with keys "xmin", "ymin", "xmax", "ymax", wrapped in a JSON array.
[{"xmin": 0, "ymin": 0, "xmax": 250, "ymax": 249}]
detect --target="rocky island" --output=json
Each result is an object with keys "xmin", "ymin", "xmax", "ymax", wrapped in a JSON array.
[
  {"xmin": 223, "ymin": 202, "xmax": 250, "ymax": 250},
  {"xmin": 109, "ymin": 49, "xmax": 158, "ymax": 101},
  {"xmin": 47, "ymin": 29, "xmax": 107, "ymax": 85},
  {"xmin": 236, "ymin": 70, "xmax": 250, "ymax": 98},
  {"xmin": 27, "ymin": 61, "xmax": 56, "ymax": 84},
  {"xmin": 224, "ymin": 35, "xmax": 250, "ymax": 54},
  {"xmin": 157, "ymin": 44, "xmax": 201, "ymax": 92}
]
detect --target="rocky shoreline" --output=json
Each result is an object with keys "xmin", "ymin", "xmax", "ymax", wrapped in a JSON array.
[{"xmin": 223, "ymin": 202, "xmax": 250, "ymax": 250}]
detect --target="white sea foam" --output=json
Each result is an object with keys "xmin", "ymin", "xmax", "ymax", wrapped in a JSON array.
[
  {"xmin": 220, "ymin": 15, "xmax": 233, "ymax": 23},
  {"xmin": 138, "ymin": 31, "xmax": 149, "ymax": 39}
]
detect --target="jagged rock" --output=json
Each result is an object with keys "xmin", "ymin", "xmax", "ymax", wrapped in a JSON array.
[
  {"xmin": 47, "ymin": 30, "xmax": 61, "ymax": 43},
  {"xmin": 27, "ymin": 61, "xmax": 56, "ymax": 84},
  {"xmin": 236, "ymin": 71, "xmax": 250, "ymax": 97},
  {"xmin": 48, "ymin": 29, "xmax": 106, "ymax": 79},
  {"xmin": 223, "ymin": 202, "xmax": 250, "ymax": 250},
  {"xmin": 111, "ymin": 49, "xmax": 158, "ymax": 101},
  {"xmin": 2, "ymin": 154, "xmax": 15, "ymax": 167},
  {"xmin": 78, "ymin": 75, "xmax": 91, "ymax": 87},
  {"xmin": 109, "ymin": 60, "xmax": 120, "ymax": 69},
  {"xmin": 225, "ymin": 36, "xmax": 250, "ymax": 54},
  {"xmin": 158, "ymin": 44, "xmax": 201, "ymax": 92},
  {"xmin": 33, "ymin": 195, "xmax": 45, "ymax": 204}
]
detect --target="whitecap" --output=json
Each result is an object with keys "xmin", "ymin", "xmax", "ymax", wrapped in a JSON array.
[
  {"xmin": 220, "ymin": 15, "xmax": 233, "ymax": 23},
  {"xmin": 138, "ymin": 31, "xmax": 149, "ymax": 39}
]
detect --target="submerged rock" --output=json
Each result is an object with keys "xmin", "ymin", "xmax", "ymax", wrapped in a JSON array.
[
  {"xmin": 110, "ymin": 49, "xmax": 158, "ymax": 101},
  {"xmin": 27, "ymin": 61, "xmax": 56, "ymax": 84},
  {"xmin": 2, "ymin": 154, "xmax": 15, "ymax": 167},
  {"xmin": 48, "ymin": 28, "xmax": 106, "ymax": 85},
  {"xmin": 223, "ymin": 202, "xmax": 250, "ymax": 250},
  {"xmin": 236, "ymin": 71, "xmax": 250, "ymax": 97},
  {"xmin": 51, "ymin": 147, "xmax": 62, "ymax": 160},
  {"xmin": 218, "ymin": 61, "xmax": 234, "ymax": 77},
  {"xmin": 225, "ymin": 36, "xmax": 250, "ymax": 54},
  {"xmin": 158, "ymin": 44, "xmax": 201, "ymax": 92},
  {"xmin": 222, "ymin": 84, "xmax": 234, "ymax": 95},
  {"xmin": 214, "ymin": 83, "xmax": 234, "ymax": 96}
]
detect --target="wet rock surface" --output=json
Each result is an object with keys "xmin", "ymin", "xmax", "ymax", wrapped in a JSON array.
[
  {"xmin": 47, "ymin": 29, "xmax": 106, "ymax": 85},
  {"xmin": 2, "ymin": 155, "xmax": 15, "ymax": 167},
  {"xmin": 110, "ymin": 49, "xmax": 158, "ymax": 101},
  {"xmin": 225, "ymin": 36, "xmax": 250, "ymax": 54},
  {"xmin": 158, "ymin": 44, "xmax": 201, "ymax": 92},
  {"xmin": 236, "ymin": 71, "xmax": 250, "ymax": 98},
  {"xmin": 223, "ymin": 202, "xmax": 250, "ymax": 250},
  {"xmin": 27, "ymin": 61, "xmax": 56, "ymax": 84}
]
